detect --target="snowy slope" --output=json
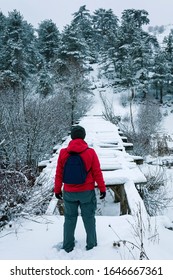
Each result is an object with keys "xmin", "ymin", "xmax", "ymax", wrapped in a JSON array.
[{"xmin": 1, "ymin": 64, "xmax": 173, "ymax": 262}]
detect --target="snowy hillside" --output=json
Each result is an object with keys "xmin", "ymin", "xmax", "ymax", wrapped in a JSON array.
[{"xmin": 1, "ymin": 64, "xmax": 173, "ymax": 264}]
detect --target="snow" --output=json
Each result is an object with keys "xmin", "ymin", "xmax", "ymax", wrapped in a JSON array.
[
  {"xmin": 1, "ymin": 64, "xmax": 173, "ymax": 269},
  {"xmin": 0, "ymin": 214, "xmax": 173, "ymax": 260},
  {"xmin": 149, "ymin": 24, "xmax": 173, "ymax": 45}
]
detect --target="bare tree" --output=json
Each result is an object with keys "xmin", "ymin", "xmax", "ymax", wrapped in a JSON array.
[
  {"xmin": 137, "ymin": 166, "xmax": 172, "ymax": 216},
  {"xmin": 56, "ymin": 62, "xmax": 93, "ymax": 125},
  {"xmin": 0, "ymin": 88, "xmax": 72, "ymax": 170},
  {"xmin": 119, "ymin": 96, "xmax": 162, "ymax": 156},
  {"xmin": 100, "ymin": 92, "xmax": 121, "ymax": 124}
]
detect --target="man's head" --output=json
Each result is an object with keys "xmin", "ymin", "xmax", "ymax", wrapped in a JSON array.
[{"xmin": 71, "ymin": 125, "xmax": 86, "ymax": 140}]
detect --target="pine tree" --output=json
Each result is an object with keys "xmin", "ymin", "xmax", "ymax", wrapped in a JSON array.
[
  {"xmin": 152, "ymin": 49, "xmax": 170, "ymax": 103},
  {"xmin": 116, "ymin": 9, "xmax": 151, "ymax": 85},
  {"xmin": 54, "ymin": 23, "xmax": 89, "ymax": 78},
  {"xmin": 102, "ymin": 9, "xmax": 158, "ymax": 97},
  {"xmin": 37, "ymin": 19, "xmax": 60, "ymax": 64},
  {"xmin": 36, "ymin": 68, "xmax": 53, "ymax": 96},
  {"xmin": 92, "ymin": 8, "xmax": 119, "ymax": 54},
  {"xmin": 0, "ymin": 10, "xmax": 36, "ymax": 92},
  {"xmin": 163, "ymin": 31, "xmax": 173, "ymax": 96},
  {"xmin": 72, "ymin": 6, "xmax": 93, "ymax": 46},
  {"xmin": 0, "ymin": 11, "xmax": 7, "ymax": 56}
]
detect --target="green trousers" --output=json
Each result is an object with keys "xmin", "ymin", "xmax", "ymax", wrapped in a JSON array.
[{"xmin": 62, "ymin": 190, "xmax": 97, "ymax": 252}]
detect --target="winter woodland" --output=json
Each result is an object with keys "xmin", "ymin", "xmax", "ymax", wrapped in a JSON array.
[{"xmin": 1, "ymin": 6, "xmax": 173, "ymax": 260}]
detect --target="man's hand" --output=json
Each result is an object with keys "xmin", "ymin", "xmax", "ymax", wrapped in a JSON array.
[{"xmin": 55, "ymin": 192, "xmax": 63, "ymax": 200}]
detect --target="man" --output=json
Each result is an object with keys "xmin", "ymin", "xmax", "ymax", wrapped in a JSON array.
[{"xmin": 54, "ymin": 125, "xmax": 106, "ymax": 253}]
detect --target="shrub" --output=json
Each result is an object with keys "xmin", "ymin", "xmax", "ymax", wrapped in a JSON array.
[{"xmin": 0, "ymin": 169, "xmax": 32, "ymax": 228}]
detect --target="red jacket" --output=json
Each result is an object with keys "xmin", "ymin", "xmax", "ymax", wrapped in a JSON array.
[{"xmin": 54, "ymin": 138, "xmax": 106, "ymax": 193}]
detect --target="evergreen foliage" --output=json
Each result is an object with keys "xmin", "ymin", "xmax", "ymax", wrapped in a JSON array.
[
  {"xmin": 0, "ymin": 6, "xmax": 173, "ymax": 185},
  {"xmin": 0, "ymin": 10, "xmax": 36, "ymax": 91},
  {"xmin": 37, "ymin": 19, "xmax": 60, "ymax": 64},
  {"xmin": 92, "ymin": 8, "xmax": 119, "ymax": 61},
  {"xmin": 71, "ymin": 5, "xmax": 94, "ymax": 59}
]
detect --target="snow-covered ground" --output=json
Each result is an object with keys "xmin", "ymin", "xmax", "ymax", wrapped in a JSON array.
[
  {"xmin": 0, "ymin": 64, "xmax": 173, "ymax": 266},
  {"xmin": 0, "ymin": 214, "xmax": 173, "ymax": 260}
]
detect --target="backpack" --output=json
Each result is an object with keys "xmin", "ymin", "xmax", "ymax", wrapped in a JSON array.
[{"xmin": 62, "ymin": 150, "xmax": 89, "ymax": 184}]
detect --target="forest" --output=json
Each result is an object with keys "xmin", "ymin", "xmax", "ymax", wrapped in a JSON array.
[{"xmin": 1, "ymin": 5, "xmax": 173, "ymax": 227}]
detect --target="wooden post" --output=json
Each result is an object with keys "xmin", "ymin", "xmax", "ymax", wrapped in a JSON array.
[
  {"xmin": 108, "ymin": 184, "xmax": 131, "ymax": 215},
  {"xmin": 57, "ymin": 200, "xmax": 64, "ymax": 215}
]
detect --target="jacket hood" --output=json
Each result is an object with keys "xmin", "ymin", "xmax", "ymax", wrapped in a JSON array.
[{"xmin": 67, "ymin": 139, "xmax": 88, "ymax": 153}]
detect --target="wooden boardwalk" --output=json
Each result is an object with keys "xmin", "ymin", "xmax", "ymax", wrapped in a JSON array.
[{"xmin": 41, "ymin": 114, "xmax": 147, "ymax": 218}]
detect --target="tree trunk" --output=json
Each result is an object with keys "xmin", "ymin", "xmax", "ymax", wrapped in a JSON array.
[
  {"xmin": 71, "ymin": 101, "xmax": 75, "ymax": 125},
  {"xmin": 160, "ymin": 84, "xmax": 163, "ymax": 104},
  {"xmin": 130, "ymin": 87, "xmax": 136, "ymax": 135}
]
